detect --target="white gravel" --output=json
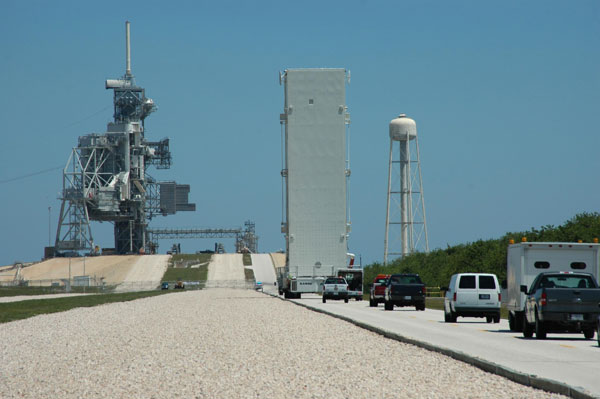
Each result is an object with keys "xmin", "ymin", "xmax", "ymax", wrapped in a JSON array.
[{"xmin": 0, "ymin": 289, "xmax": 567, "ymax": 398}]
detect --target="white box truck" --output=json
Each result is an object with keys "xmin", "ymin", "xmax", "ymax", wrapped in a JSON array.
[
  {"xmin": 504, "ymin": 241, "xmax": 600, "ymax": 331},
  {"xmin": 277, "ymin": 68, "xmax": 352, "ymax": 299}
]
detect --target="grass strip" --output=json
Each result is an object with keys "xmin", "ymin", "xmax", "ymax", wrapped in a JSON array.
[{"xmin": 0, "ymin": 291, "xmax": 173, "ymax": 324}]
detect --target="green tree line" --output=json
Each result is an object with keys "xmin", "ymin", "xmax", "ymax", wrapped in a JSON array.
[{"xmin": 364, "ymin": 212, "xmax": 600, "ymax": 288}]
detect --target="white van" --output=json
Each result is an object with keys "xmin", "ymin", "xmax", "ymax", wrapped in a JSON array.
[{"xmin": 443, "ymin": 273, "xmax": 501, "ymax": 323}]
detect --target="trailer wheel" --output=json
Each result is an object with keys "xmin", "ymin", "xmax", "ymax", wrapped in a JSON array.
[
  {"xmin": 344, "ymin": 298, "xmax": 349, "ymax": 303},
  {"xmin": 322, "ymin": 296, "xmax": 326, "ymax": 303},
  {"xmin": 384, "ymin": 301, "xmax": 393, "ymax": 311}
]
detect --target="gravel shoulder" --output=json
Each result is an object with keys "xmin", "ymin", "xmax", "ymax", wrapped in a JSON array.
[{"xmin": 0, "ymin": 289, "xmax": 566, "ymax": 398}]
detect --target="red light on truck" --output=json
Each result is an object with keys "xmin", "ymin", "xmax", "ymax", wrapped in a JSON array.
[
  {"xmin": 453, "ymin": 292, "xmax": 457, "ymax": 302},
  {"xmin": 422, "ymin": 286, "xmax": 426, "ymax": 294},
  {"xmin": 498, "ymin": 293, "xmax": 501, "ymax": 302},
  {"xmin": 540, "ymin": 292, "xmax": 547, "ymax": 306}
]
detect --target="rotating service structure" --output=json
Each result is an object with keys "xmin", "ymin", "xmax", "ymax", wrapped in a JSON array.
[
  {"xmin": 54, "ymin": 22, "xmax": 195, "ymax": 255},
  {"xmin": 384, "ymin": 114, "xmax": 429, "ymax": 264}
]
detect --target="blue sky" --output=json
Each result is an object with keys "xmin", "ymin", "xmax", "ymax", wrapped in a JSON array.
[{"xmin": 1, "ymin": 0, "xmax": 599, "ymax": 266}]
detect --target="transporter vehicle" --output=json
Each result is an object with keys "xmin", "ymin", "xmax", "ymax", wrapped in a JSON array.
[
  {"xmin": 383, "ymin": 274, "xmax": 426, "ymax": 311},
  {"xmin": 254, "ymin": 281, "xmax": 264, "ymax": 292},
  {"xmin": 276, "ymin": 68, "xmax": 353, "ymax": 299},
  {"xmin": 504, "ymin": 241, "xmax": 600, "ymax": 332},
  {"xmin": 161, "ymin": 282, "xmax": 169, "ymax": 290},
  {"xmin": 369, "ymin": 274, "xmax": 390, "ymax": 307},
  {"xmin": 322, "ymin": 277, "xmax": 349, "ymax": 303},
  {"xmin": 443, "ymin": 273, "xmax": 501, "ymax": 323},
  {"xmin": 338, "ymin": 268, "xmax": 363, "ymax": 301},
  {"xmin": 174, "ymin": 280, "xmax": 185, "ymax": 289},
  {"xmin": 521, "ymin": 272, "xmax": 600, "ymax": 339}
]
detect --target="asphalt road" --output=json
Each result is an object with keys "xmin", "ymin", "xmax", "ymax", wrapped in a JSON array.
[{"xmin": 285, "ymin": 293, "xmax": 600, "ymax": 398}]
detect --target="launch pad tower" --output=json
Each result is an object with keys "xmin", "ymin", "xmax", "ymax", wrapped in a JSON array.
[{"xmin": 54, "ymin": 21, "xmax": 195, "ymax": 255}]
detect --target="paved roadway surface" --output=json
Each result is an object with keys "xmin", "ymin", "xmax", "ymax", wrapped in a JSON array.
[
  {"xmin": 280, "ymin": 293, "xmax": 600, "ymax": 398},
  {"xmin": 249, "ymin": 254, "xmax": 277, "ymax": 285}
]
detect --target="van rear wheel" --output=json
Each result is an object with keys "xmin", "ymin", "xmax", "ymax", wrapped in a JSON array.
[
  {"xmin": 486, "ymin": 316, "xmax": 493, "ymax": 323},
  {"xmin": 583, "ymin": 328, "xmax": 594, "ymax": 340}
]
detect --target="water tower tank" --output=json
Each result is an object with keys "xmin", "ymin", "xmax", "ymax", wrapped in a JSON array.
[{"xmin": 389, "ymin": 114, "xmax": 417, "ymax": 141}]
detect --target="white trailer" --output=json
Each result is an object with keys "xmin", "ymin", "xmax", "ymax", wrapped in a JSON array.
[
  {"xmin": 504, "ymin": 241, "xmax": 600, "ymax": 331},
  {"xmin": 278, "ymin": 68, "xmax": 351, "ymax": 298}
]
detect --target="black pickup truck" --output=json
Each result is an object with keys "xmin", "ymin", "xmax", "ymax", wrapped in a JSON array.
[
  {"xmin": 383, "ymin": 274, "xmax": 426, "ymax": 311},
  {"xmin": 521, "ymin": 272, "xmax": 600, "ymax": 339}
]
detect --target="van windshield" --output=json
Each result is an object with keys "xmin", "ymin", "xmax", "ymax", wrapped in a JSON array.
[{"xmin": 479, "ymin": 276, "xmax": 496, "ymax": 289}]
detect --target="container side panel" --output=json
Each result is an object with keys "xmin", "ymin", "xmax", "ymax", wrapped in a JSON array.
[{"xmin": 285, "ymin": 69, "xmax": 347, "ymax": 275}]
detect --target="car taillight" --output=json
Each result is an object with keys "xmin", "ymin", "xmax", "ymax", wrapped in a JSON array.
[
  {"xmin": 453, "ymin": 292, "xmax": 457, "ymax": 302},
  {"xmin": 421, "ymin": 286, "xmax": 426, "ymax": 294},
  {"xmin": 540, "ymin": 291, "xmax": 547, "ymax": 306},
  {"xmin": 498, "ymin": 293, "xmax": 501, "ymax": 302}
]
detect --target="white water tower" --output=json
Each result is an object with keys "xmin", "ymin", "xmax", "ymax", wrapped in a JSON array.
[{"xmin": 384, "ymin": 114, "xmax": 429, "ymax": 264}]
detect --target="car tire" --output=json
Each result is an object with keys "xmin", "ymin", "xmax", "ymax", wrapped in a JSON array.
[
  {"xmin": 522, "ymin": 313, "xmax": 533, "ymax": 338},
  {"xmin": 583, "ymin": 328, "xmax": 594, "ymax": 340},
  {"xmin": 508, "ymin": 312, "xmax": 515, "ymax": 331},
  {"xmin": 535, "ymin": 311, "xmax": 546, "ymax": 340},
  {"xmin": 369, "ymin": 297, "xmax": 376, "ymax": 307},
  {"xmin": 384, "ymin": 301, "xmax": 393, "ymax": 311},
  {"xmin": 444, "ymin": 310, "xmax": 453, "ymax": 322},
  {"xmin": 493, "ymin": 314, "xmax": 500, "ymax": 323},
  {"xmin": 322, "ymin": 296, "xmax": 326, "ymax": 303},
  {"xmin": 486, "ymin": 316, "xmax": 493, "ymax": 323},
  {"xmin": 344, "ymin": 298, "xmax": 349, "ymax": 303}
]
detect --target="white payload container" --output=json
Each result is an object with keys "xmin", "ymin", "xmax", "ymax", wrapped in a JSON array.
[
  {"xmin": 278, "ymin": 68, "xmax": 351, "ymax": 298},
  {"xmin": 504, "ymin": 241, "xmax": 600, "ymax": 331}
]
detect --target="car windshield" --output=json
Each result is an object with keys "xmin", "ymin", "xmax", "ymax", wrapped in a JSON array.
[
  {"xmin": 376, "ymin": 278, "xmax": 387, "ymax": 284},
  {"xmin": 326, "ymin": 278, "xmax": 345, "ymax": 284},
  {"xmin": 390, "ymin": 275, "xmax": 422, "ymax": 284},
  {"xmin": 540, "ymin": 275, "xmax": 595, "ymax": 289}
]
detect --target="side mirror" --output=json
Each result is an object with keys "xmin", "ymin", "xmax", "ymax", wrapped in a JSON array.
[
  {"xmin": 520, "ymin": 285, "xmax": 528, "ymax": 294},
  {"xmin": 501, "ymin": 280, "xmax": 507, "ymax": 290}
]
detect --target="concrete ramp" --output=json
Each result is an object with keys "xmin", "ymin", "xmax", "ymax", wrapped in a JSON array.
[
  {"xmin": 206, "ymin": 254, "xmax": 245, "ymax": 284},
  {"xmin": 249, "ymin": 254, "xmax": 276, "ymax": 285},
  {"xmin": 114, "ymin": 255, "xmax": 170, "ymax": 292}
]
